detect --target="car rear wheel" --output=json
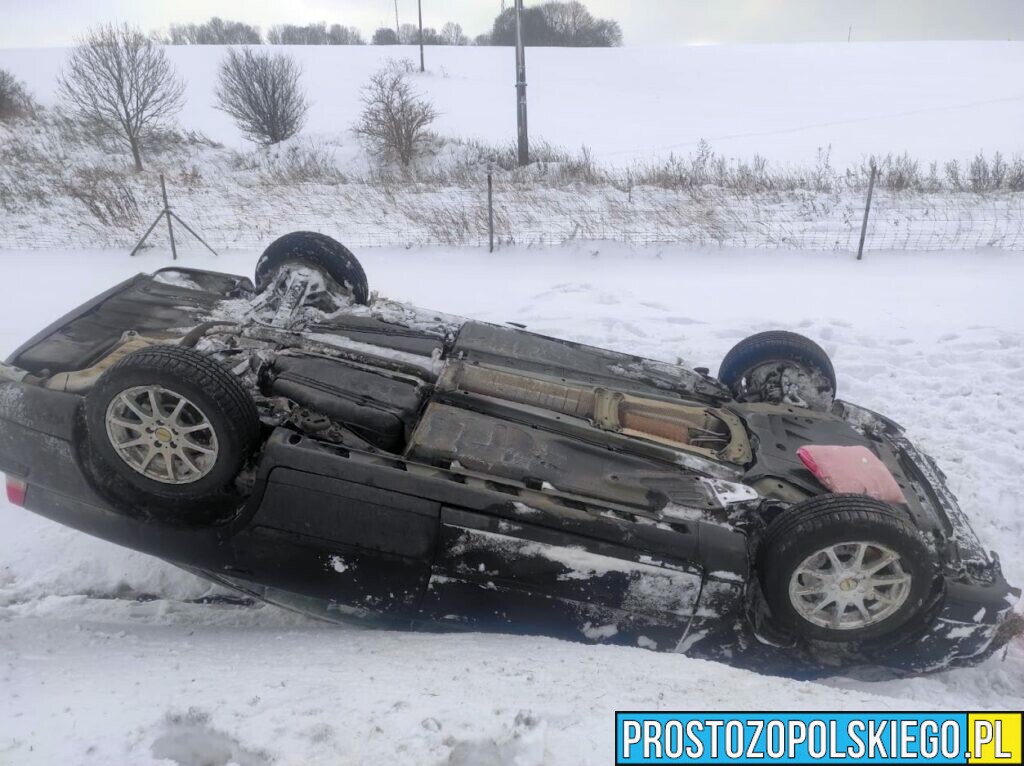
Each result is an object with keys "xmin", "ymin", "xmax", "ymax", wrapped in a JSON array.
[
  {"xmin": 758, "ymin": 494, "xmax": 938, "ymax": 645},
  {"xmin": 255, "ymin": 231, "xmax": 369, "ymax": 305},
  {"xmin": 85, "ymin": 346, "xmax": 260, "ymax": 522},
  {"xmin": 718, "ymin": 330, "xmax": 836, "ymax": 411}
]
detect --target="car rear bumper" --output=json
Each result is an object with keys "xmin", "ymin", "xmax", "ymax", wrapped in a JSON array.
[
  {"xmin": 885, "ymin": 436, "xmax": 1021, "ymax": 670},
  {"xmin": 891, "ymin": 573, "xmax": 1019, "ymax": 671}
]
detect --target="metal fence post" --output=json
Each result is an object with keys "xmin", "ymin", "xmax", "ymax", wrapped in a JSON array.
[
  {"xmin": 160, "ymin": 174, "xmax": 178, "ymax": 261},
  {"xmin": 857, "ymin": 164, "xmax": 878, "ymax": 261},
  {"xmin": 488, "ymin": 172, "xmax": 495, "ymax": 253}
]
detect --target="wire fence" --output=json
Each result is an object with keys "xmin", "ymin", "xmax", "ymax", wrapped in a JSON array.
[{"xmin": 1, "ymin": 175, "xmax": 1023, "ymax": 253}]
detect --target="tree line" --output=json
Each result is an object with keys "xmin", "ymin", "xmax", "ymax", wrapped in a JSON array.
[{"xmin": 151, "ymin": 2, "xmax": 622, "ymax": 48}]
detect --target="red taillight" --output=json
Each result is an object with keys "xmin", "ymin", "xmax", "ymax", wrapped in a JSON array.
[{"xmin": 5, "ymin": 475, "xmax": 27, "ymax": 506}]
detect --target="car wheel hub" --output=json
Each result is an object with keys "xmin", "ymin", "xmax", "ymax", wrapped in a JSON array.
[
  {"xmin": 788, "ymin": 541, "xmax": 912, "ymax": 630},
  {"xmin": 742, "ymin": 362, "xmax": 834, "ymax": 410},
  {"xmin": 105, "ymin": 385, "xmax": 219, "ymax": 485}
]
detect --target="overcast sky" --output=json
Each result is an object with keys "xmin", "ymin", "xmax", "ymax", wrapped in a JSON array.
[{"xmin": 0, "ymin": 0, "xmax": 1021, "ymax": 47}]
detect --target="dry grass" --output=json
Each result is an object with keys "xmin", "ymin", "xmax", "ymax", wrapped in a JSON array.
[{"xmin": 2, "ymin": 108, "xmax": 1022, "ymax": 251}]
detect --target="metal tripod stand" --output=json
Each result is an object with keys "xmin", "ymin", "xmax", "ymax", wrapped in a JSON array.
[{"xmin": 130, "ymin": 174, "xmax": 217, "ymax": 260}]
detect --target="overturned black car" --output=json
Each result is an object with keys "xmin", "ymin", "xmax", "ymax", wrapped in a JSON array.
[{"xmin": 0, "ymin": 232, "xmax": 1016, "ymax": 673}]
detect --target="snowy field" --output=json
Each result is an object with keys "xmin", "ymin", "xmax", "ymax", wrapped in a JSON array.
[
  {"xmin": 1, "ymin": 42, "xmax": 1023, "ymax": 165},
  {"xmin": 1, "ymin": 244, "xmax": 1022, "ymax": 764},
  {"xmin": 3, "ymin": 42, "xmax": 1023, "ymax": 253}
]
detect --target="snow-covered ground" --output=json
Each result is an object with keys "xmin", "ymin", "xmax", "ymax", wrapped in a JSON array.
[
  {"xmin": 1, "ymin": 42, "xmax": 1023, "ymax": 165},
  {"xmin": 3, "ymin": 42, "xmax": 1023, "ymax": 253},
  {"xmin": 1, "ymin": 244, "xmax": 1022, "ymax": 764}
]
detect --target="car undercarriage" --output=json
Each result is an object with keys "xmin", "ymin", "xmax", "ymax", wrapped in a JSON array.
[{"xmin": 0, "ymin": 232, "xmax": 1017, "ymax": 674}]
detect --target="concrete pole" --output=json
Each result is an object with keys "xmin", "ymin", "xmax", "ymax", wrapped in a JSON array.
[
  {"xmin": 418, "ymin": 0, "xmax": 425, "ymax": 72},
  {"xmin": 514, "ymin": 0, "xmax": 529, "ymax": 166}
]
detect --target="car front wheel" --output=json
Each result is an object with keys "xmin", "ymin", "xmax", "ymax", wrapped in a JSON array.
[{"xmin": 758, "ymin": 493, "xmax": 939, "ymax": 646}]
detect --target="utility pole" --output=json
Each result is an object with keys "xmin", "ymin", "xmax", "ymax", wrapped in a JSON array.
[
  {"xmin": 514, "ymin": 0, "xmax": 529, "ymax": 166},
  {"xmin": 394, "ymin": 0, "xmax": 400, "ymax": 40},
  {"xmin": 418, "ymin": 0, "xmax": 425, "ymax": 72}
]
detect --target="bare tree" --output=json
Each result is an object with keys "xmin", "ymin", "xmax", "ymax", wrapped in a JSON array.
[
  {"xmin": 327, "ymin": 24, "xmax": 365, "ymax": 45},
  {"xmin": 0, "ymin": 69, "xmax": 36, "ymax": 121},
  {"xmin": 440, "ymin": 22, "xmax": 468, "ymax": 45},
  {"xmin": 162, "ymin": 18, "xmax": 261, "ymax": 45},
  {"xmin": 57, "ymin": 24, "xmax": 185, "ymax": 171},
  {"xmin": 215, "ymin": 48, "xmax": 309, "ymax": 145},
  {"xmin": 354, "ymin": 63, "xmax": 437, "ymax": 166},
  {"xmin": 398, "ymin": 23, "xmax": 420, "ymax": 44},
  {"xmin": 266, "ymin": 22, "xmax": 365, "ymax": 45}
]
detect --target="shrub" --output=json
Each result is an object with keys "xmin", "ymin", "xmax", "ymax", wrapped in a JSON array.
[
  {"xmin": 944, "ymin": 160, "xmax": 963, "ymax": 191},
  {"xmin": 354, "ymin": 63, "xmax": 437, "ymax": 166},
  {"xmin": 969, "ymin": 152, "xmax": 991, "ymax": 192},
  {"xmin": 256, "ymin": 143, "xmax": 346, "ymax": 185},
  {"xmin": 64, "ymin": 167, "xmax": 141, "ymax": 228},
  {"xmin": 0, "ymin": 69, "xmax": 36, "ymax": 121},
  {"xmin": 215, "ymin": 48, "xmax": 309, "ymax": 145},
  {"xmin": 1006, "ymin": 156, "xmax": 1024, "ymax": 192}
]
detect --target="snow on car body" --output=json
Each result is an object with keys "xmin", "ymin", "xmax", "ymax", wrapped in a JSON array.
[{"xmin": 0, "ymin": 232, "xmax": 1016, "ymax": 673}]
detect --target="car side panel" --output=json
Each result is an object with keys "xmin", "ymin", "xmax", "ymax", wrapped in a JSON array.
[
  {"xmin": 421, "ymin": 507, "xmax": 700, "ymax": 650},
  {"xmin": 246, "ymin": 468, "xmax": 439, "ymax": 618}
]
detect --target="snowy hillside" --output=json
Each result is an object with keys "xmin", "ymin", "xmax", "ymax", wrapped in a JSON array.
[
  {"xmin": 2, "ymin": 42, "xmax": 1023, "ymax": 164},
  {"xmin": 2, "ymin": 42, "xmax": 1024, "ymax": 253},
  {"xmin": 1, "ymin": 244, "xmax": 1023, "ymax": 764}
]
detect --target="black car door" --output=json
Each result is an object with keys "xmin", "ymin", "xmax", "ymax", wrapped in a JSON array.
[
  {"xmin": 419, "ymin": 503, "xmax": 704, "ymax": 651},
  {"xmin": 236, "ymin": 465, "xmax": 439, "ymax": 623}
]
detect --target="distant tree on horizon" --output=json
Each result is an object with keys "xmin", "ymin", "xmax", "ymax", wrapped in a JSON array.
[
  {"xmin": 267, "ymin": 22, "xmax": 365, "ymax": 45},
  {"xmin": 372, "ymin": 27, "xmax": 400, "ymax": 45},
  {"xmin": 327, "ymin": 24, "xmax": 365, "ymax": 45},
  {"xmin": 158, "ymin": 17, "xmax": 261, "ymax": 45},
  {"xmin": 490, "ymin": 1, "xmax": 622, "ymax": 46},
  {"xmin": 440, "ymin": 22, "xmax": 469, "ymax": 46}
]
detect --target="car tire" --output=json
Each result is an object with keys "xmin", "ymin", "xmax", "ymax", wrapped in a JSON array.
[
  {"xmin": 718, "ymin": 330, "xmax": 836, "ymax": 410},
  {"xmin": 84, "ymin": 346, "xmax": 260, "ymax": 522},
  {"xmin": 758, "ymin": 493, "xmax": 939, "ymax": 647},
  {"xmin": 254, "ymin": 231, "xmax": 369, "ymax": 305}
]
